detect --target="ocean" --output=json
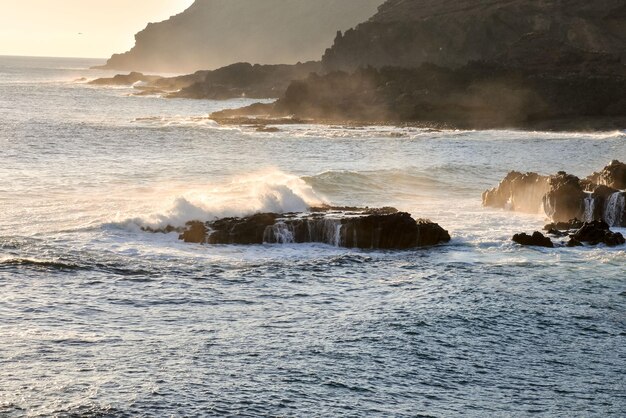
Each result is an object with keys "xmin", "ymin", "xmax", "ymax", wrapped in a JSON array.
[{"xmin": 1, "ymin": 56, "xmax": 624, "ymax": 417}]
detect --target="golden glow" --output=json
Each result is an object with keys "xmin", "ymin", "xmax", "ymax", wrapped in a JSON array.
[{"xmin": 0, "ymin": 0, "xmax": 195, "ymax": 58}]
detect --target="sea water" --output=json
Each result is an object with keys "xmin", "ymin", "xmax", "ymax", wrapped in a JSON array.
[{"xmin": 1, "ymin": 56, "xmax": 625, "ymax": 417}]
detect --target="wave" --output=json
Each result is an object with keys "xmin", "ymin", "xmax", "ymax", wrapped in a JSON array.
[{"xmin": 120, "ymin": 170, "xmax": 328, "ymax": 230}]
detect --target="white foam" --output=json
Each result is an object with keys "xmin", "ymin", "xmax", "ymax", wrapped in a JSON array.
[{"xmin": 126, "ymin": 170, "xmax": 328, "ymax": 229}]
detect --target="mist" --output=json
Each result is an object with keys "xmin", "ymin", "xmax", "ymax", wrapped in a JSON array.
[{"xmin": 101, "ymin": 0, "xmax": 383, "ymax": 73}]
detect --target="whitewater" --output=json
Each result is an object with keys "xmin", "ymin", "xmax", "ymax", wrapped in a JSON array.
[{"xmin": 1, "ymin": 56, "xmax": 625, "ymax": 417}]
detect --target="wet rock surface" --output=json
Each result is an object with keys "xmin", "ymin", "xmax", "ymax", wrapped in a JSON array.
[
  {"xmin": 157, "ymin": 207, "xmax": 451, "ymax": 249},
  {"xmin": 515, "ymin": 220, "xmax": 625, "ymax": 248},
  {"xmin": 512, "ymin": 232, "xmax": 554, "ymax": 248},
  {"xmin": 485, "ymin": 161, "xmax": 626, "ymax": 227}
]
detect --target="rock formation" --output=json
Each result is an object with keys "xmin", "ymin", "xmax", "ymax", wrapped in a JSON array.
[
  {"xmin": 322, "ymin": 0, "xmax": 626, "ymax": 75},
  {"xmin": 167, "ymin": 62, "xmax": 322, "ymax": 99},
  {"xmin": 150, "ymin": 207, "xmax": 451, "ymax": 249},
  {"xmin": 513, "ymin": 221, "xmax": 625, "ymax": 248},
  {"xmin": 97, "ymin": 0, "xmax": 383, "ymax": 73},
  {"xmin": 484, "ymin": 161, "xmax": 626, "ymax": 226},
  {"xmin": 211, "ymin": 63, "xmax": 626, "ymax": 130},
  {"xmin": 512, "ymin": 231, "xmax": 554, "ymax": 248},
  {"xmin": 88, "ymin": 72, "xmax": 162, "ymax": 86}
]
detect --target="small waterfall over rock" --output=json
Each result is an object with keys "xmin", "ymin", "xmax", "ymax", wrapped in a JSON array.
[
  {"xmin": 583, "ymin": 193, "xmax": 596, "ymax": 222},
  {"xmin": 604, "ymin": 192, "xmax": 625, "ymax": 227},
  {"xmin": 263, "ymin": 218, "xmax": 343, "ymax": 246},
  {"xmin": 172, "ymin": 208, "xmax": 451, "ymax": 249}
]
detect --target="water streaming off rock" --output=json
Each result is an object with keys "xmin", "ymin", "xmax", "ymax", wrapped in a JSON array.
[{"xmin": 1, "ymin": 56, "xmax": 625, "ymax": 417}]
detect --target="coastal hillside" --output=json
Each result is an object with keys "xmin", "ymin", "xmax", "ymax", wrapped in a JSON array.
[
  {"xmin": 323, "ymin": 0, "xmax": 626, "ymax": 74},
  {"xmin": 99, "ymin": 0, "xmax": 383, "ymax": 73}
]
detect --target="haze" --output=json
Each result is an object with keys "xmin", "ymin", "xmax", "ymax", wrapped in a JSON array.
[{"xmin": 0, "ymin": 0, "xmax": 194, "ymax": 58}]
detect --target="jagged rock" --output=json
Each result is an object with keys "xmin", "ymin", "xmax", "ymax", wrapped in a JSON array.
[
  {"xmin": 482, "ymin": 171, "xmax": 549, "ymax": 213},
  {"xmin": 542, "ymin": 172, "xmax": 586, "ymax": 223},
  {"xmin": 96, "ymin": 0, "xmax": 382, "ymax": 73},
  {"xmin": 571, "ymin": 221, "xmax": 625, "ymax": 247},
  {"xmin": 587, "ymin": 160, "xmax": 626, "ymax": 190},
  {"xmin": 512, "ymin": 232, "xmax": 554, "ymax": 248},
  {"xmin": 173, "ymin": 208, "xmax": 450, "ymax": 249},
  {"xmin": 487, "ymin": 164, "xmax": 626, "ymax": 226},
  {"xmin": 89, "ymin": 72, "xmax": 162, "ymax": 86}
]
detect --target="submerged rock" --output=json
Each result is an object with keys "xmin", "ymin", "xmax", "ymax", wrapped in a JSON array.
[
  {"xmin": 174, "ymin": 208, "xmax": 450, "ymax": 249},
  {"xmin": 512, "ymin": 232, "xmax": 554, "ymax": 248}
]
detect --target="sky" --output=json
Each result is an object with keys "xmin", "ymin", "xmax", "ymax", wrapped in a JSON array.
[{"xmin": 0, "ymin": 0, "xmax": 195, "ymax": 58}]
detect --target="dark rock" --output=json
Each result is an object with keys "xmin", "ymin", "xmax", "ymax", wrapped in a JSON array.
[
  {"xmin": 587, "ymin": 160, "xmax": 626, "ymax": 190},
  {"xmin": 544, "ymin": 219, "xmax": 585, "ymax": 232},
  {"xmin": 175, "ymin": 208, "xmax": 450, "ymax": 249},
  {"xmin": 546, "ymin": 228, "xmax": 568, "ymax": 237},
  {"xmin": 179, "ymin": 221, "xmax": 208, "ymax": 243},
  {"xmin": 322, "ymin": 0, "xmax": 626, "ymax": 77},
  {"xmin": 222, "ymin": 63, "xmax": 626, "ymax": 130},
  {"xmin": 89, "ymin": 72, "xmax": 162, "ymax": 86},
  {"xmin": 542, "ymin": 172, "xmax": 586, "ymax": 223},
  {"xmin": 567, "ymin": 238, "xmax": 584, "ymax": 247},
  {"xmin": 512, "ymin": 232, "xmax": 554, "ymax": 248},
  {"xmin": 167, "ymin": 62, "xmax": 322, "ymax": 100},
  {"xmin": 571, "ymin": 220, "xmax": 625, "ymax": 247},
  {"xmin": 208, "ymin": 213, "xmax": 278, "ymax": 245}
]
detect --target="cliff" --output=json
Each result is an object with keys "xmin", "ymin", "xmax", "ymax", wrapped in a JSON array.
[
  {"xmin": 99, "ymin": 0, "xmax": 383, "ymax": 73},
  {"xmin": 322, "ymin": 0, "xmax": 626, "ymax": 75}
]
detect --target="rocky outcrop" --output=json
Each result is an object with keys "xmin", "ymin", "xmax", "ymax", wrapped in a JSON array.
[
  {"xmin": 485, "ymin": 161, "xmax": 626, "ymax": 226},
  {"xmin": 173, "ymin": 207, "xmax": 451, "ymax": 249},
  {"xmin": 322, "ymin": 0, "xmax": 626, "ymax": 76},
  {"xmin": 168, "ymin": 62, "xmax": 322, "ymax": 100},
  {"xmin": 88, "ymin": 72, "xmax": 162, "ymax": 86},
  {"xmin": 587, "ymin": 160, "xmax": 626, "ymax": 190},
  {"xmin": 542, "ymin": 172, "xmax": 587, "ymax": 223},
  {"xmin": 213, "ymin": 63, "xmax": 626, "ymax": 130},
  {"xmin": 482, "ymin": 171, "xmax": 550, "ymax": 214},
  {"xmin": 92, "ymin": 62, "xmax": 322, "ymax": 100},
  {"xmin": 512, "ymin": 231, "xmax": 554, "ymax": 248},
  {"xmin": 514, "ymin": 220, "xmax": 625, "ymax": 248},
  {"xmin": 571, "ymin": 220, "xmax": 626, "ymax": 247},
  {"xmin": 97, "ymin": 0, "xmax": 383, "ymax": 73}
]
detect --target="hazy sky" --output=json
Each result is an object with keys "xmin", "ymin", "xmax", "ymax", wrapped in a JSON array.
[{"xmin": 0, "ymin": 0, "xmax": 195, "ymax": 58}]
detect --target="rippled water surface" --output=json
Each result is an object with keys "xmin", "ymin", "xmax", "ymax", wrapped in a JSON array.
[{"xmin": 1, "ymin": 56, "xmax": 625, "ymax": 417}]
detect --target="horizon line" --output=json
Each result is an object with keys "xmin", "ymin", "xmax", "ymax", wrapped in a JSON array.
[{"xmin": 0, "ymin": 53, "xmax": 107, "ymax": 60}]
